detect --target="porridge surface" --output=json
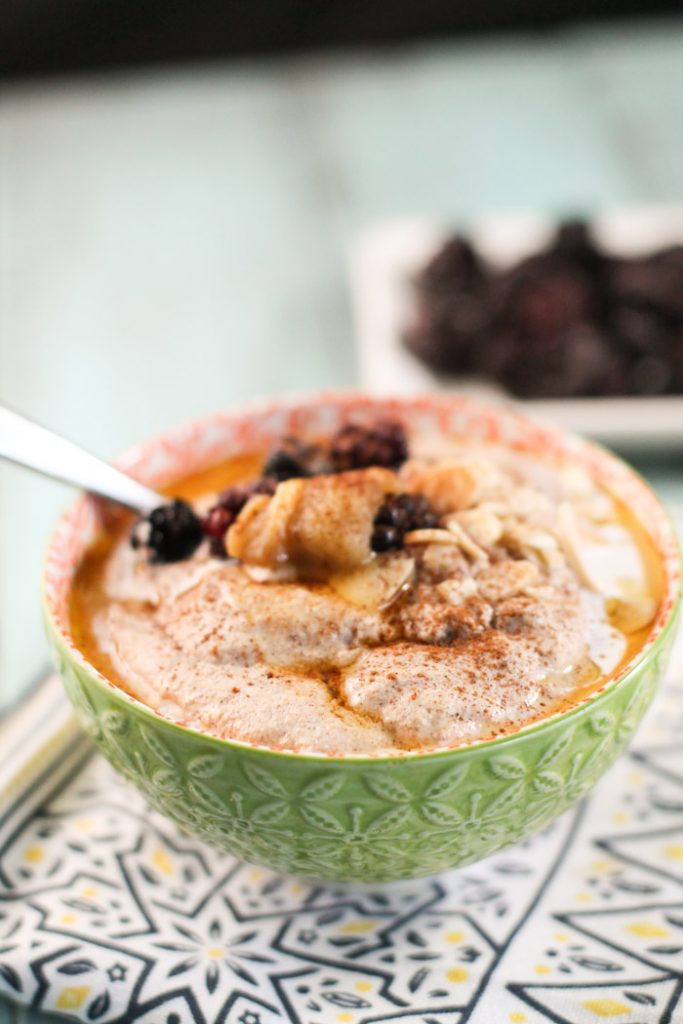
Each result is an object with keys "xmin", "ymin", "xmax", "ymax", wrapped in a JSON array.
[{"xmin": 72, "ymin": 430, "xmax": 659, "ymax": 755}]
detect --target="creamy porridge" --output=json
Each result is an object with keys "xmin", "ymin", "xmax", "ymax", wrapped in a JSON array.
[{"xmin": 70, "ymin": 421, "xmax": 662, "ymax": 755}]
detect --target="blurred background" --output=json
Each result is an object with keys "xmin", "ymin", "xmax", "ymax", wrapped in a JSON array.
[{"xmin": 2, "ymin": 4, "xmax": 683, "ymax": 712}]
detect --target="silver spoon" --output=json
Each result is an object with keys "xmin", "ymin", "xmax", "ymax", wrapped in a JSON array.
[{"xmin": 0, "ymin": 404, "xmax": 163, "ymax": 514}]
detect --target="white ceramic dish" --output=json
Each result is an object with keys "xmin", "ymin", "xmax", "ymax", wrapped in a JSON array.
[{"xmin": 349, "ymin": 206, "xmax": 683, "ymax": 452}]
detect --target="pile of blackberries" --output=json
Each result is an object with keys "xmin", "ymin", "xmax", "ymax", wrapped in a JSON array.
[{"xmin": 405, "ymin": 220, "xmax": 683, "ymax": 398}]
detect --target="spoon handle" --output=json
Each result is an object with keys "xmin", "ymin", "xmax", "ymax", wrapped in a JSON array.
[{"xmin": 0, "ymin": 405, "xmax": 162, "ymax": 514}]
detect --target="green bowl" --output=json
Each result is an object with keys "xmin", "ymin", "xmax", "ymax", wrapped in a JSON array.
[{"xmin": 43, "ymin": 394, "xmax": 681, "ymax": 882}]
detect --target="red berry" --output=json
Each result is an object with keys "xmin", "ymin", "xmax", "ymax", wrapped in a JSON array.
[{"xmin": 203, "ymin": 478, "xmax": 276, "ymax": 557}]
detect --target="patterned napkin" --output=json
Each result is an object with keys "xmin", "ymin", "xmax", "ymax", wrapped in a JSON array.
[{"xmin": 1, "ymin": 653, "xmax": 682, "ymax": 1024}]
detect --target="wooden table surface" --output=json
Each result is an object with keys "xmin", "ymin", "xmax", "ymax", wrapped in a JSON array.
[{"xmin": 2, "ymin": 16, "xmax": 683, "ymax": 1022}]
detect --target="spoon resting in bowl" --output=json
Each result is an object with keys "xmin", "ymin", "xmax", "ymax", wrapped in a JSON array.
[
  {"xmin": 0, "ymin": 405, "xmax": 207, "ymax": 563},
  {"xmin": 0, "ymin": 404, "xmax": 162, "ymax": 513}
]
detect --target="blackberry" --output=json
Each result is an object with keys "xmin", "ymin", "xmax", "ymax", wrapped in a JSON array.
[
  {"xmin": 371, "ymin": 524, "xmax": 402, "ymax": 552},
  {"xmin": 202, "ymin": 477, "xmax": 276, "ymax": 557},
  {"xmin": 217, "ymin": 477, "xmax": 275, "ymax": 510},
  {"xmin": 419, "ymin": 235, "xmax": 486, "ymax": 291},
  {"xmin": 263, "ymin": 449, "xmax": 304, "ymax": 481},
  {"xmin": 262, "ymin": 438, "xmax": 308, "ymax": 481},
  {"xmin": 371, "ymin": 493, "xmax": 438, "ymax": 552},
  {"xmin": 552, "ymin": 219, "xmax": 606, "ymax": 275},
  {"xmin": 262, "ymin": 437, "xmax": 328, "ymax": 481},
  {"xmin": 330, "ymin": 420, "xmax": 408, "ymax": 472},
  {"xmin": 407, "ymin": 219, "xmax": 683, "ymax": 399},
  {"xmin": 131, "ymin": 499, "xmax": 203, "ymax": 563}
]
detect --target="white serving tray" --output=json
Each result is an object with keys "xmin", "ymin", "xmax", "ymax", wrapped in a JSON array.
[{"xmin": 349, "ymin": 207, "xmax": 683, "ymax": 452}]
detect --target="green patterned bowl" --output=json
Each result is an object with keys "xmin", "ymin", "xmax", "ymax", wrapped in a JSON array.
[{"xmin": 43, "ymin": 394, "xmax": 681, "ymax": 882}]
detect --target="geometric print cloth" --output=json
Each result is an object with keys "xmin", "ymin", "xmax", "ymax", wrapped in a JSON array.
[{"xmin": 1, "ymin": 651, "xmax": 682, "ymax": 1024}]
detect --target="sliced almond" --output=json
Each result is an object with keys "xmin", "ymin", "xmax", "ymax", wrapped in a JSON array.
[
  {"xmin": 455, "ymin": 508, "xmax": 503, "ymax": 547},
  {"xmin": 505, "ymin": 486, "xmax": 554, "ymax": 517},
  {"xmin": 606, "ymin": 594, "xmax": 657, "ymax": 634},
  {"xmin": 404, "ymin": 528, "xmax": 460, "ymax": 545},
  {"xmin": 574, "ymin": 493, "xmax": 615, "ymax": 524},
  {"xmin": 436, "ymin": 576, "xmax": 478, "ymax": 606},
  {"xmin": 476, "ymin": 500, "xmax": 513, "ymax": 517},
  {"xmin": 442, "ymin": 517, "xmax": 488, "ymax": 561},
  {"xmin": 329, "ymin": 556, "xmax": 415, "ymax": 609},
  {"xmin": 559, "ymin": 464, "xmax": 594, "ymax": 499},
  {"xmin": 401, "ymin": 459, "xmax": 498, "ymax": 515},
  {"xmin": 556, "ymin": 501, "xmax": 601, "ymax": 590},
  {"xmin": 504, "ymin": 520, "xmax": 564, "ymax": 571}
]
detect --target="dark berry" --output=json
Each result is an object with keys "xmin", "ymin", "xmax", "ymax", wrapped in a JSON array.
[
  {"xmin": 371, "ymin": 492, "xmax": 438, "ymax": 552},
  {"xmin": 406, "ymin": 234, "xmax": 490, "ymax": 375},
  {"xmin": 262, "ymin": 437, "xmax": 330, "ymax": 481},
  {"xmin": 405, "ymin": 219, "xmax": 683, "ymax": 398},
  {"xmin": 263, "ymin": 449, "xmax": 304, "ymax": 481},
  {"xmin": 552, "ymin": 219, "xmax": 606, "ymax": 275},
  {"xmin": 398, "ymin": 493, "xmax": 439, "ymax": 529},
  {"xmin": 610, "ymin": 255, "xmax": 683, "ymax": 321},
  {"xmin": 251, "ymin": 477, "xmax": 277, "ymax": 498},
  {"xmin": 132, "ymin": 499, "xmax": 203, "ymax": 563},
  {"xmin": 330, "ymin": 420, "xmax": 408, "ymax": 471},
  {"xmin": 217, "ymin": 477, "xmax": 275, "ymax": 511},
  {"xmin": 496, "ymin": 260, "xmax": 596, "ymax": 341},
  {"xmin": 629, "ymin": 354, "xmax": 671, "ymax": 395},
  {"xmin": 419, "ymin": 235, "xmax": 486, "ymax": 291},
  {"xmin": 202, "ymin": 505, "xmax": 235, "ymax": 557},
  {"xmin": 373, "ymin": 502, "xmax": 406, "ymax": 528},
  {"xmin": 371, "ymin": 524, "xmax": 402, "ymax": 552},
  {"xmin": 262, "ymin": 438, "xmax": 308, "ymax": 481}
]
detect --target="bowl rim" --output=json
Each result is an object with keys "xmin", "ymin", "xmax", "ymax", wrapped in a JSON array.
[{"xmin": 43, "ymin": 391, "xmax": 682, "ymax": 764}]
